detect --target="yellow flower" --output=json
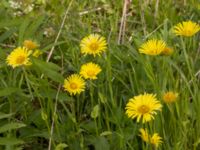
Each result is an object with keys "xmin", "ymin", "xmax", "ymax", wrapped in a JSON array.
[
  {"xmin": 80, "ymin": 62, "xmax": 102, "ymax": 80},
  {"xmin": 139, "ymin": 39, "xmax": 166, "ymax": 56},
  {"xmin": 32, "ymin": 49, "xmax": 43, "ymax": 57},
  {"xmin": 23, "ymin": 40, "xmax": 39, "ymax": 50},
  {"xmin": 173, "ymin": 21, "xmax": 200, "ymax": 37},
  {"xmin": 163, "ymin": 91, "xmax": 178, "ymax": 104},
  {"xmin": 150, "ymin": 133, "xmax": 163, "ymax": 148},
  {"xmin": 139, "ymin": 129, "xmax": 163, "ymax": 148},
  {"xmin": 6, "ymin": 47, "xmax": 32, "ymax": 68},
  {"xmin": 63, "ymin": 74, "xmax": 86, "ymax": 95},
  {"xmin": 162, "ymin": 47, "xmax": 174, "ymax": 56},
  {"xmin": 125, "ymin": 93, "xmax": 162, "ymax": 123},
  {"xmin": 80, "ymin": 34, "xmax": 107, "ymax": 57},
  {"xmin": 139, "ymin": 128, "xmax": 149, "ymax": 142}
]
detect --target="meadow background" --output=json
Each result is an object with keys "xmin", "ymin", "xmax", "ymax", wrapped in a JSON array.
[{"xmin": 0, "ymin": 0, "xmax": 200, "ymax": 150}]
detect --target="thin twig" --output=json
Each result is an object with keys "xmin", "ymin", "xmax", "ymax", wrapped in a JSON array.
[
  {"xmin": 47, "ymin": 1, "xmax": 73, "ymax": 149},
  {"xmin": 118, "ymin": 0, "xmax": 131, "ymax": 44},
  {"xmin": 145, "ymin": 22, "xmax": 165, "ymax": 39},
  {"xmin": 195, "ymin": 70, "xmax": 200, "ymax": 77},
  {"xmin": 48, "ymin": 49, "xmax": 64, "ymax": 150},
  {"xmin": 154, "ymin": 0, "xmax": 159, "ymax": 19},
  {"xmin": 139, "ymin": 0, "xmax": 147, "ymax": 37},
  {"xmin": 0, "ymin": 43, "xmax": 15, "ymax": 48},
  {"xmin": 79, "ymin": 6, "xmax": 107, "ymax": 16},
  {"xmin": 47, "ymin": 85, "xmax": 61, "ymax": 150},
  {"xmin": 46, "ymin": 0, "xmax": 74, "ymax": 62}
]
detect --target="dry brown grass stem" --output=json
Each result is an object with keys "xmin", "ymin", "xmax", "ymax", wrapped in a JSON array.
[
  {"xmin": 118, "ymin": 0, "xmax": 131, "ymax": 44},
  {"xmin": 46, "ymin": 0, "xmax": 74, "ymax": 63}
]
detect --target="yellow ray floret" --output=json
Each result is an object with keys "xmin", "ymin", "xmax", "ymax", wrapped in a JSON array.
[
  {"xmin": 139, "ymin": 128, "xmax": 149, "ymax": 142},
  {"xmin": 139, "ymin": 39, "xmax": 166, "ymax": 56},
  {"xmin": 173, "ymin": 21, "xmax": 200, "ymax": 37},
  {"xmin": 139, "ymin": 128, "xmax": 163, "ymax": 148},
  {"xmin": 63, "ymin": 74, "xmax": 86, "ymax": 95},
  {"xmin": 163, "ymin": 91, "xmax": 178, "ymax": 104},
  {"xmin": 32, "ymin": 49, "xmax": 43, "ymax": 57},
  {"xmin": 150, "ymin": 133, "xmax": 163, "ymax": 148},
  {"xmin": 23, "ymin": 40, "xmax": 39, "ymax": 50},
  {"xmin": 6, "ymin": 47, "xmax": 32, "ymax": 68},
  {"xmin": 80, "ymin": 62, "xmax": 102, "ymax": 80},
  {"xmin": 161, "ymin": 47, "xmax": 174, "ymax": 56},
  {"xmin": 80, "ymin": 34, "xmax": 107, "ymax": 57},
  {"xmin": 125, "ymin": 93, "xmax": 162, "ymax": 123}
]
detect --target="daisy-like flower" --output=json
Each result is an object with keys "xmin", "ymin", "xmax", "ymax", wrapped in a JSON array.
[
  {"xmin": 173, "ymin": 21, "xmax": 200, "ymax": 37},
  {"xmin": 163, "ymin": 91, "xmax": 178, "ymax": 104},
  {"xmin": 23, "ymin": 40, "xmax": 39, "ymax": 50},
  {"xmin": 80, "ymin": 62, "xmax": 102, "ymax": 80},
  {"xmin": 139, "ymin": 39, "xmax": 166, "ymax": 56},
  {"xmin": 150, "ymin": 133, "xmax": 163, "ymax": 148},
  {"xmin": 6, "ymin": 47, "xmax": 32, "ymax": 68},
  {"xmin": 63, "ymin": 74, "xmax": 86, "ymax": 95},
  {"xmin": 32, "ymin": 49, "xmax": 43, "ymax": 57},
  {"xmin": 139, "ymin": 128, "xmax": 149, "ymax": 142},
  {"xmin": 125, "ymin": 93, "xmax": 162, "ymax": 123},
  {"xmin": 139, "ymin": 128, "xmax": 163, "ymax": 148},
  {"xmin": 80, "ymin": 34, "xmax": 107, "ymax": 57},
  {"xmin": 162, "ymin": 47, "xmax": 174, "ymax": 56}
]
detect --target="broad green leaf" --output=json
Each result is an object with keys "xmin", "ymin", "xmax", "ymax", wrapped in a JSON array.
[
  {"xmin": 18, "ymin": 17, "xmax": 31, "ymax": 45},
  {"xmin": 100, "ymin": 131, "xmax": 112, "ymax": 136},
  {"xmin": 55, "ymin": 143, "xmax": 68, "ymax": 150},
  {"xmin": 38, "ymin": 88, "xmax": 70, "ymax": 101},
  {"xmin": 0, "ymin": 113, "xmax": 13, "ymax": 120},
  {"xmin": 25, "ymin": 15, "xmax": 46, "ymax": 38},
  {"xmin": 91, "ymin": 105, "xmax": 100, "ymax": 119},
  {"xmin": 42, "ymin": 41, "xmax": 67, "ymax": 52},
  {"xmin": 0, "ymin": 87, "xmax": 20, "ymax": 97},
  {"xmin": 33, "ymin": 59, "xmax": 64, "ymax": 83},
  {"xmin": 0, "ymin": 123, "xmax": 26, "ymax": 133},
  {"xmin": 93, "ymin": 137, "xmax": 110, "ymax": 150},
  {"xmin": 33, "ymin": 58, "xmax": 61, "ymax": 71},
  {"xmin": 0, "ymin": 28, "xmax": 16, "ymax": 43},
  {"xmin": 0, "ymin": 137, "xmax": 24, "ymax": 145},
  {"xmin": 0, "ymin": 18, "xmax": 23, "ymax": 29}
]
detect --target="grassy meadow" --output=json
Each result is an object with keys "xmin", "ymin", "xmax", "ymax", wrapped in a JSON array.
[{"xmin": 0, "ymin": 0, "xmax": 200, "ymax": 149}]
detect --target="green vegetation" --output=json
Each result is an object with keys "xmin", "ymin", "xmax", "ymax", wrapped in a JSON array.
[{"xmin": 0, "ymin": 0, "xmax": 200, "ymax": 149}]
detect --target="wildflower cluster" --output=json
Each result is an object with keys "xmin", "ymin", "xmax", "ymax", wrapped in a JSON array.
[
  {"xmin": 63, "ymin": 34, "xmax": 106, "ymax": 95},
  {"xmin": 138, "ymin": 21, "xmax": 200, "ymax": 57},
  {"xmin": 125, "ymin": 20, "xmax": 199, "ymax": 148},
  {"xmin": 6, "ymin": 40, "xmax": 42, "ymax": 68},
  {"xmin": 139, "ymin": 128, "xmax": 163, "ymax": 148}
]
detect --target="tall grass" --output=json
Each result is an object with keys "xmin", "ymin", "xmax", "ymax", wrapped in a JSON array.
[{"xmin": 0, "ymin": 0, "xmax": 199, "ymax": 150}]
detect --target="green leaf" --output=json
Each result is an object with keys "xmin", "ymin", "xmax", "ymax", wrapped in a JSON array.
[
  {"xmin": 0, "ymin": 137, "xmax": 24, "ymax": 145},
  {"xmin": 25, "ymin": 15, "xmax": 46, "ymax": 38},
  {"xmin": 18, "ymin": 17, "xmax": 31, "ymax": 45},
  {"xmin": 33, "ymin": 58, "xmax": 61, "ymax": 71},
  {"xmin": 100, "ymin": 131, "xmax": 112, "ymax": 136},
  {"xmin": 93, "ymin": 137, "xmax": 110, "ymax": 150},
  {"xmin": 91, "ymin": 105, "xmax": 100, "ymax": 119},
  {"xmin": 33, "ymin": 59, "xmax": 64, "ymax": 83},
  {"xmin": 38, "ymin": 88, "xmax": 71, "ymax": 102},
  {"xmin": 55, "ymin": 143, "xmax": 68, "ymax": 150},
  {"xmin": 0, "ymin": 113, "xmax": 14, "ymax": 120},
  {"xmin": 0, "ymin": 123, "xmax": 26, "ymax": 133},
  {"xmin": 0, "ymin": 87, "xmax": 20, "ymax": 97},
  {"xmin": 0, "ymin": 18, "xmax": 23, "ymax": 29},
  {"xmin": 0, "ymin": 28, "xmax": 16, "ymax": 43}
]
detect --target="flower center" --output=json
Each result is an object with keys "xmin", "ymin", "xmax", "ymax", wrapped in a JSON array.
[
  {"xmin": 87, "ymin": 71, "xmax": 95, "ymax": 77},
  {"xmin": 16, "ymin": 56, "xmax": 26, "ymax": 64},
  {"xmin": 70, "ymin": 82, "xmax": 78, "ymax": 89},
  {"xmin": 89, "ymin": 42, "xmax": 99, "ymax": 51},
  {"xmin": 138, "ymin": 105, "xmax": 150, "ymax": 114}
]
